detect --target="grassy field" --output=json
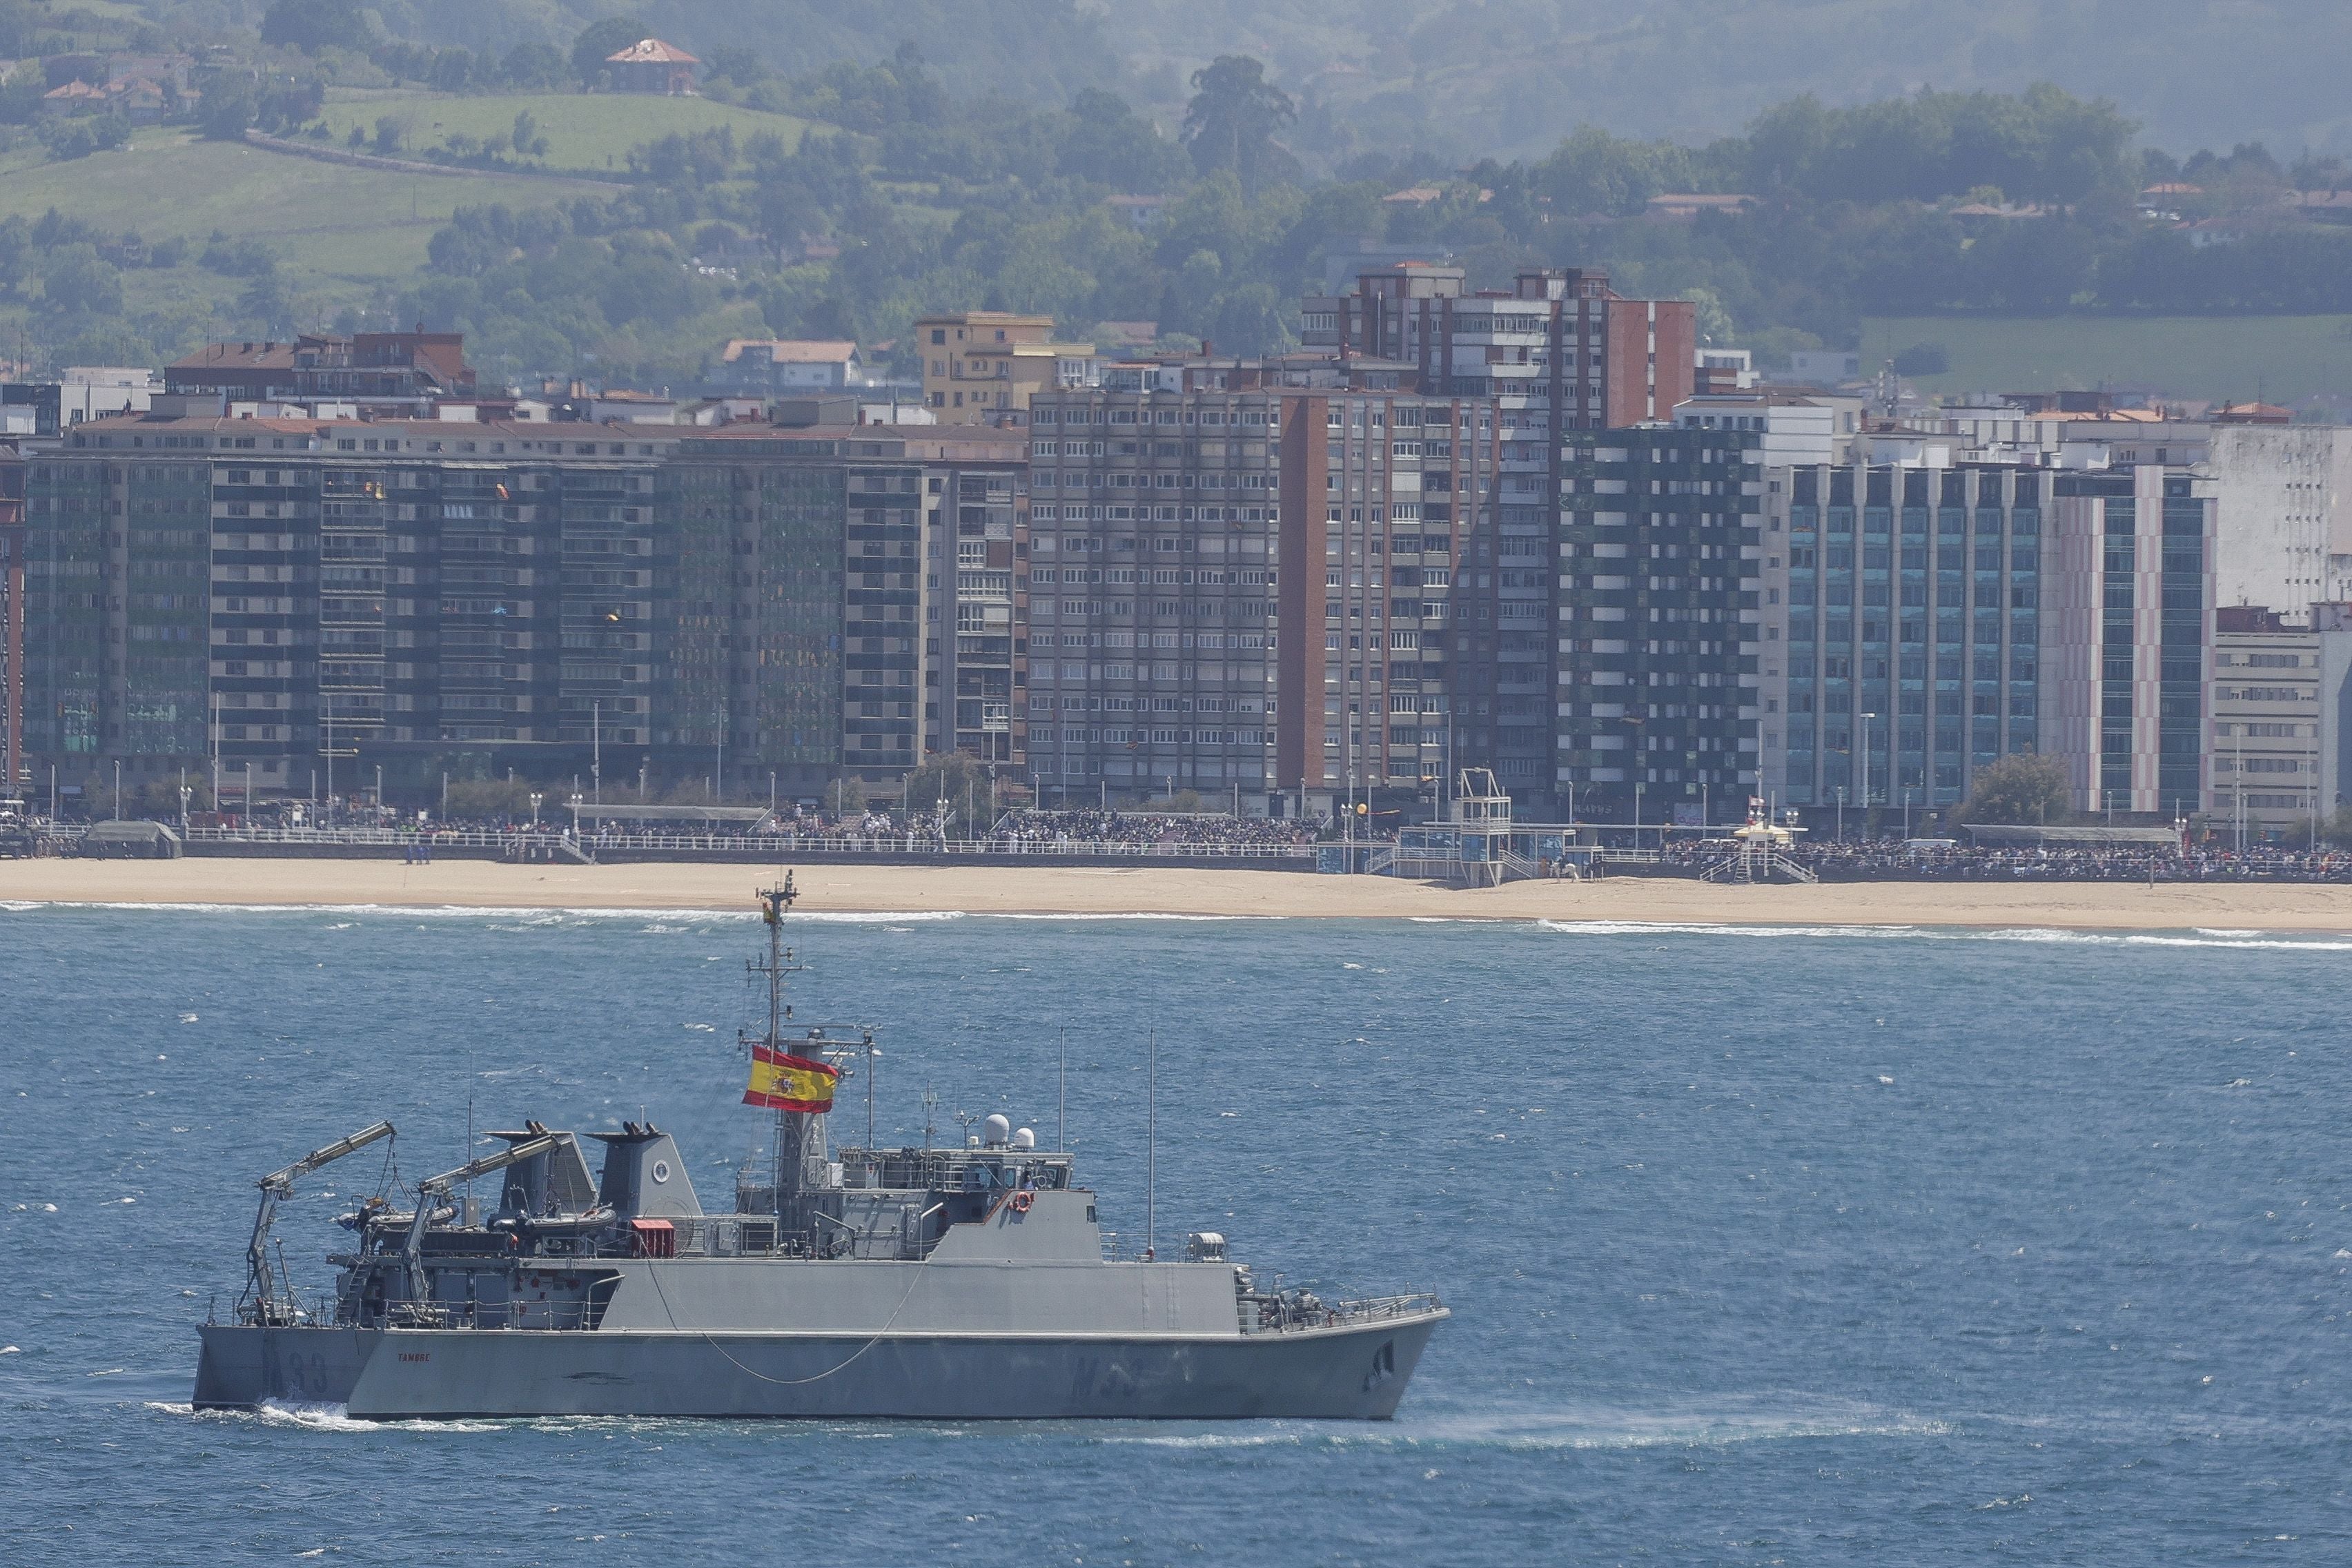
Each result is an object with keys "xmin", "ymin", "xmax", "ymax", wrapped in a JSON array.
[
  {"xmin": 313, "ymin": 90, "xmax": 816, "ymax": 176},
  {"xmin": 1864, "ymin": 315, "xmax": 2352, "ymax": 407},
  {"xmin": 0, "ymin": 129, "xmax": 611, "ymax": 295}
]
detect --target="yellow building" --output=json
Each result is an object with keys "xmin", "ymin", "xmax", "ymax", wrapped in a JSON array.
[{"xmin": 916, "ymin": 312, "xmax": 1099, "ymax": 425}]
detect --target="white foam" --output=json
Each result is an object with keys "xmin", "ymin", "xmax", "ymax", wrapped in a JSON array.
[{"xmin": 1533, "ymin": 918, "xmax": 2352, "ymax": 950}]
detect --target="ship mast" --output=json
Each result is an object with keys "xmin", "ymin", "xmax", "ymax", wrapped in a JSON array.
[{"xmin": 752, "ymin": 873, "xmax": 810, "ymax": 1229}]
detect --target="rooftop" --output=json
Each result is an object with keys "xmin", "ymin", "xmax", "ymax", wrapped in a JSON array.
[
  {"xmin": 721, "ymin": 339, "xmax": 860, "ymax": 366},
  {"xmin": 607, "ymin": 38, "xmax": 699, "ymax": 65}
]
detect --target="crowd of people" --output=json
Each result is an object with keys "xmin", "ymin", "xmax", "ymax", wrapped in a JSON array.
[
  {"xmin": 983, "ymin": 809, "xmax": 1329, "ymax": 851},
  {"xmin": 1656, "ymin": 835, "xmax": 2352, "ymax": 883}
]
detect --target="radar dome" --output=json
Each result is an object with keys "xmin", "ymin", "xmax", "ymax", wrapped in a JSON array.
[
  {"xmin": 983, "ymin": 1113, "xmax": 1011, "ymax": 1146},
  {"xmin": 1012, "ymin": 1126, "xmax": 1035, "ymax": 1149}
]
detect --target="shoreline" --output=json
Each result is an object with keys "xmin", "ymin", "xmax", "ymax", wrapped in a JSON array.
[{"xmin": 6, "ymin": 858, "xmax": 2352, "ymax": 931}]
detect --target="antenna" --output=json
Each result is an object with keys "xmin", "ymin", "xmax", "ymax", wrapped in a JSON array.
[
  {"xmin": 922, "ymin": 1082, "xmax": 937, "ymax": 1150},
  {"xmin": 1145, "ymin": 1025, "xmax": 1157, "ymax": 1262},
  {"xmin": 1058, "ymin": 1026, "xmax": 1068, "ymax": 1153}
]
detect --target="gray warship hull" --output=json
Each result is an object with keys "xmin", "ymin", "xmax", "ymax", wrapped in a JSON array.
[
  {"xmin": 197, "ymin": 880, "xmax": 1449, "ymax": 1422},
  {"xmin": 194, "ymin": 1309, "xmax": 1440, "ymax": 1420}
]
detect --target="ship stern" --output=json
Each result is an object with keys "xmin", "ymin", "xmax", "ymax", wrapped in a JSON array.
[{"xmin": 193, "ymin": 1324, "xmax": 372, "ymax": 1410}]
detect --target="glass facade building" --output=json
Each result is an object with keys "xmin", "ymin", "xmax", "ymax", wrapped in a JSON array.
[{"xmin": 1763, "ymin": 464, "xmax": 2047, "ymax": 815}]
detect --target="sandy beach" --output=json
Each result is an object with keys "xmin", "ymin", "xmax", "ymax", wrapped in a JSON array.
[{"xmin": 3, "ymin": 856, "xmax": 2352, "ymax": 930}]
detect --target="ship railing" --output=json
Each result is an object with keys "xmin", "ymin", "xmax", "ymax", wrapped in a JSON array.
[{"xmin": 1248, "ymin": 1291, "xmax": 1444, "ymax": 1334}]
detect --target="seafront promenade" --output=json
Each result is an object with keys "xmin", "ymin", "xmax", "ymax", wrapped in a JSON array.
[{"xmin": 8, "ymin": 857, "xmax": 2352, "ymax": 932}]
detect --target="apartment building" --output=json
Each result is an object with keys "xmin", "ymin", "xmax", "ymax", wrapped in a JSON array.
[
  {"xmin": 1558, "ymin": 427, "xmax": 1763, "ymax": 825},
  {"xmin": 2044, "ymin": 465, "xmax": 2217, "ymax": 818},
  {"xmin": 1302, "ymin": 264, "xmax": 1694, "ymax": 433},
  {"xmin": 1763, "ymin": 464, "xmax": 2060, "ymax": 819},
  {"xmin": 1301, "ymin": 264, "xmax": 1698, "ymax": 805},
  {"xmin": 23, "ymin": 416, "xmax": 674, "ymax": 802},
  {"xmin": 660, "ymin": 424, "xmax": 1030, "ymax": 792},
  {"xmin": 915, "ymin": 312, "xmax": 1100, "ymax": 426},
  {"xmin": 1025, "ymin": 357, "xmax": 1502, "ymax": 813},
  {"xmin": 163, "ymin": 330, "xmax": 475, "ymax": 417},
  {"xmin": 21, "ymin": 411, "xmax": 1035, "ymax": 803},
  {"xmin": 2207, "ymin": 605, "xmax": 2326, "ymax": 835}
]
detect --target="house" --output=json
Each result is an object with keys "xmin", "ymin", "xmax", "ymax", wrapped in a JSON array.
[
  {"xmin": 712, "ymin": 339, "xmax": 863, "ymax": 393},
  {"xmin": 37, "ymin": 80, "xmax": 106, "ymax": 117},
  {"xmin": 104, "ymin": 75, "xmax": 167, "ymax": 123},
  {"xmin": 1645, "ymin": 193, "xmax": 1758, "ymax": 222},
  {"xmin": 603, "ymin": 38, "xmax": 699, "ymax": 95},
  {"xmin": 1104, "ymin": 195, "xmax": 1169, "ymax": 229}
]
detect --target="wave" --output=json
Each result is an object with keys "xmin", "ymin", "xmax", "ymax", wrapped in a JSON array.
[
  {"xmin": 1533, "ymin": 919, "xmax": 2352, "ymax": 950},
  {"xmin": 0, "ymin": 901, "xmax": 1278, "ymax": 925},
  {"xmin": 148, "ymin": 1399, "xmax": 506, "ymax": 1434},
  {"xmin": 1102, "ymin": 1402, "xmax": 1950, "ymax": 1451}
]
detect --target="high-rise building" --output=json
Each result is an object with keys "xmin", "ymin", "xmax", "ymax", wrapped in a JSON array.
[
  {"xmin": 1557, "ymin": 427, "xmax": 1763, "ymax": 825},
  {"xmin": 23, "ymin": 416, "xmax": 674, "ymax": 803},
  {"xmin": 1302, "ymin": 264, "xmax": 1700, "ymax": 807},
  {"xmin": 1302, "ymin": 264, "xmax": 1694, "ymax": 432},
  {"xmin": 660, "ymin": 422, "xmax": 1030, "ymax": 792},
  {"xmin": 1026, "ymin": 356, "xmax": 1502, "ymax": 813},
  {"xmin": 914, "ymin": 312, "xmax": 1100, "ymax": 427},
  {"xmin": 2207, "ymin": 605, "xmax": 2335, "ymax": 836},
  {"xmin": 1758, "ymin": 460, "xmax": 2216, "ymax": 823},
  {"xmin": 20, "ymin": 412, "xmax": 1029, "ymax": 806},
  {"xmin": 2044, "ymin": 466, "xmax": 2216, "ymax": 818},
  {"xmin": 1761, "ymin": 463, "xmax": 2050, "ymax": 821}
]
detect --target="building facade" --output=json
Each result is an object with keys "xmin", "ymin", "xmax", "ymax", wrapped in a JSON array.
[
  {"xmin": 2044, "ymin": 465, "xmax": 2216, "ymax": 818},
  {"xmin": 21, "ymin": 413, "xmax": 1037, "ymax": 806},
  {"xmin": 2208, "ymin": 606, "xmax": 2326, "ymax": 836},
  {"xmin": 1763, "ymin": 463, "xmax": 2066, "ymax": 820},
  {"xmin": 1025, "ymin": 357, "xmax": 1502, "ymax": 813},
  {"xmin": 1558, "ymin": 427, "xmax": 1763, "ymax": 825},
  {"xmin": 915, "ymin": 313, "xmax": 1099, "ymax": 426}
]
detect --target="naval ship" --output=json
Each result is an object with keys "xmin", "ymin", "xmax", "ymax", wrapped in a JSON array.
[{"xmin": 193, "ymin": 876, "xmax": 1446, "ymax": 1420}]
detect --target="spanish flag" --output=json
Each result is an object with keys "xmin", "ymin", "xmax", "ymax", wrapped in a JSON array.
[{"xmin": 743, "ymin": 1045, "xmax": 839, "ymax": 1113}]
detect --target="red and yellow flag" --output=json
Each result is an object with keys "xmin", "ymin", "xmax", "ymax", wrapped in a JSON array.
[{"xmin": 743, "ymin": 1045, "xmax": 839, "ymax": 1113}]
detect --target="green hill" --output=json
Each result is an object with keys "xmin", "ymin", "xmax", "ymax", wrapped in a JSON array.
[
  {"xmin": 310, "ymin": 89, "xmax": 816, "ymax": 177},
  {"xmin": 0, "ymin": 129, "xmax": 610, "ymax": 292}
]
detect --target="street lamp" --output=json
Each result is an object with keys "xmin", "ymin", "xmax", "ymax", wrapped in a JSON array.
[
  {"xmin": 529, "ymin": 791, "xmax": 543, "ymax": 827},
  {"xmin": 1859, "ymin": 712, "xmax": 1877, "ymax": 840}
]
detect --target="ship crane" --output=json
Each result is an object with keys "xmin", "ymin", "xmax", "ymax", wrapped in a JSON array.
[{"xmin": 241, "ymin": 1119, "xmax": 395, "ymax": 1326}]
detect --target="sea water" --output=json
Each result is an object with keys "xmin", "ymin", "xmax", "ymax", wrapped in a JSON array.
[{"xmin": 3, "ymin": 906, "xmax": 2349, "ymax": 1565}]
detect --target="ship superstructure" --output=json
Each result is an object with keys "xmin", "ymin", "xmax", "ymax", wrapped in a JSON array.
[{"xmin": 193, "ymin": 875, "xmax": 1445, "ymax": 1419}]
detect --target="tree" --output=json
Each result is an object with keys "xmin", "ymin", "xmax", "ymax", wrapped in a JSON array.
[
  {"xmin": 259, "ymin": 0, "xmax": 371, "ymax": 54},
  {"xmin": 571, "ymin": 16, "xmax": 649, "ymax": 90},
  {"xmin": 43, "ymin": 248, "xmax": 123, "ymax": 315},
  {"xmin": 511, "ymin": 110, "xmax": 549, "ymax": 161},
  {"xmin": 1182, "ymin": 55, "xmax": 1297, "ymax": 191},
  {"xmin": 1954, "ymin": 754, "xmax": 2071, "ymax": 825},
  {"xmin": 899, "ymin": 752, "xmax": 998, "ymax": 838},
  {"xmin": 199, "ymin": 79, "xmax": 254, "ymax": 141}
]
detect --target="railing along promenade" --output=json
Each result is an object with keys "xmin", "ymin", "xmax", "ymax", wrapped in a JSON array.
[{"xmin": 177, "ymin": 825, "xmax": 1320, "ymax": 864}]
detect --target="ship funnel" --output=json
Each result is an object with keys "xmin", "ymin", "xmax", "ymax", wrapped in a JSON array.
[{"xmin": 983, "ymin": 1113, "xmax": 1011, "ymax": 1147}]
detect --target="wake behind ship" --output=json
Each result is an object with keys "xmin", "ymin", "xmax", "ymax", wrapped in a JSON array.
[{"xmin": 193, "ymin": 876, "xmax": 1445, "ymax": 1420}]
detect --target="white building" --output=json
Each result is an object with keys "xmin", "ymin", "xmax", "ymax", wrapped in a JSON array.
[{"xmin": 1673, "ymin": 388, "xmax": 1859, "ymax": 467}]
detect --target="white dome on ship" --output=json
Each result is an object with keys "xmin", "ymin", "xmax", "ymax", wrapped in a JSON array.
[{"xmin": 983, "ymin": 1113, "xmax": 1011, "ymax": 1147}]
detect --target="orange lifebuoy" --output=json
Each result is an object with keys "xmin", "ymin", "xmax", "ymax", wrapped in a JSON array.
[{"xmin": 1010, "ymin": 1190, "xmax": 1034, "ymax": 1214}]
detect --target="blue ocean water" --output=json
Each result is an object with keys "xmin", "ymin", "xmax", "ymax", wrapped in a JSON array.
[{"xmin": 3, "ymin": 905, "xmax": 2350, "ymax": 1565}]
